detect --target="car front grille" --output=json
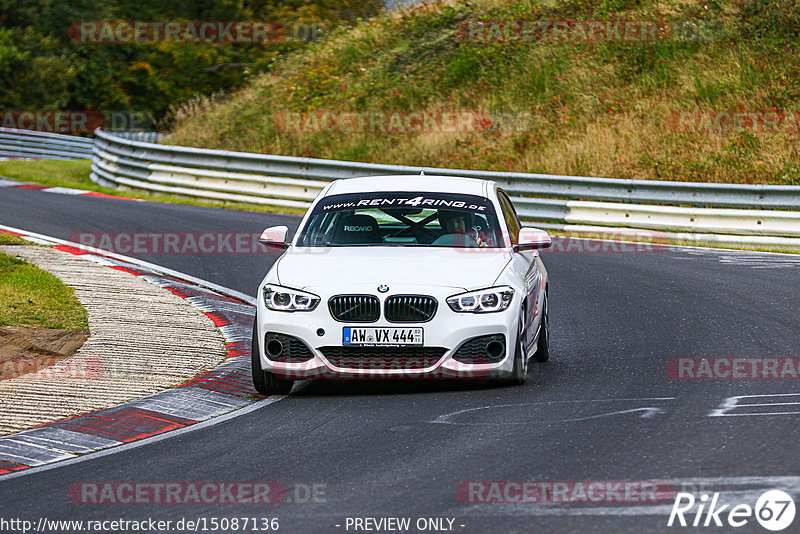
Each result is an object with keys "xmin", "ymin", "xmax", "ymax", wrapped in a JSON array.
[
  {"xmin": 384, "ymin": 295, "xmax": 438, "ymax": 323},
  {"xmin": 320, "ymin": 346, "xmax": 447, "ymax": 370},
  {"xmin": 264, "ymin": 332, "xmax": 315, "ymax": 362},
  {"xmin": 328, "ymin": 295, "xmax": 380, "ymax": 323},
  {"xmin": 452, "ymin": 334, "xmax": 506, "ymax": 364}
]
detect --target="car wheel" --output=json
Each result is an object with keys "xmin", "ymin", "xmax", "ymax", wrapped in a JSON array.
[
  {"xmin": 251, "ymin": 319, "xmax": 294, "ymax": 395},
  {"xmin": 533, "ymin": 291, "xmax": 550, "ymax": 363},
  {"xmin": 506, "ymin": 308, "xmax": 528, "ymax": 386}
]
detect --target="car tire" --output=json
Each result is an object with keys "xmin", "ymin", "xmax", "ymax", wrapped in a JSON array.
[
  {"xmin": 506, "ymin": 309, "xmax": 528, "ymax": 386},
  {"xmin": 533, "ymin": 291, "xmax": 550, "ymax": 363},
  {"xmin": 251, "ymin": 320, "xmax": 294, "ymax": 395}
]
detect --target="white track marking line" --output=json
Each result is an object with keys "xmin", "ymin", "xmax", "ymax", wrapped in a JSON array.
[
  {"xmin": 710, "ymin": 393, "xmax": 800, "ymax": 418},
  {"xmin": 430, "ymin": 398, "xmax": 675, "ymax": 425},
  {"xmin": 40, "ymin": 187, "xmax": 90, "ymax": 195}
]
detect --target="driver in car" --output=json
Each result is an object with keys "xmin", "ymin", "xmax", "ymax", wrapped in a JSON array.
[{"xmin": 439, "ymin": 210, "xmax": 492, "ymax": 247}]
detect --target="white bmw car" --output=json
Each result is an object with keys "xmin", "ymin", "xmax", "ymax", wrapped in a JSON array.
[{"xmin": 251, "ymin": 175, "xmax": 551, "ymax": 394}]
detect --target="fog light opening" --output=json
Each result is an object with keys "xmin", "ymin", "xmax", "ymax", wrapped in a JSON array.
[
  {"xmin": 266, "ymin": 339, "xmax": 284, "ymax": 358},
  {"xmin": 486, "ymin": 340, "xmax": 504, "ymax": 360}
]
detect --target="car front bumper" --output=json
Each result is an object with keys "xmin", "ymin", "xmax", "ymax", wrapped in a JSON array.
[{"xmin": 255, "ymin": 284, "xmax": 521, "ymax": 380}]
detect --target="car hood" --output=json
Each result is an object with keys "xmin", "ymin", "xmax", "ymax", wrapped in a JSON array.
[{"xmin": 276, "ymin": 246, "xmax": 513, "ymax": 291}]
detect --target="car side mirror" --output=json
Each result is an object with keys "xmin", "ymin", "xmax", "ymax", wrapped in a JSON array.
[
  {"xmin": 258, "ymin": 226, "xmax": 290, "ymax": 250},
  {"xmin": 515, "ymin": 227, "xmax": 552, "ymax": 252}
]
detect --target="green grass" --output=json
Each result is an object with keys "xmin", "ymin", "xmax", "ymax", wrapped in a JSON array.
[
  {"xmin": 0, "ymin": 233, "xmax": 27, "ymax": 245},
  {"xmin": 0, "ymin": 160, "xmax": 306, "ymax": 215},
  {"xmin": 0, "ymin": 159, "xmax": 94, "ymax": 190},
  {"xmin": 165, "ymin": 0, "xmax": 800, "ymax": 185},
  {"xmin": 0, "ymin": 252, "xmax": 88, "ymax": 329}
]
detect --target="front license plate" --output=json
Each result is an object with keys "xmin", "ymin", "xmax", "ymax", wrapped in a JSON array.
[{"xmin": 343, "ymin": 327, "xmax": 423, "ymax": 346}]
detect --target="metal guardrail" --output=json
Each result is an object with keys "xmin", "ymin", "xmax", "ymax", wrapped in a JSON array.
[
  {"xmin": 91, "ymin": 128, "xmax": 800, "ymax": 210},
  {"xmin": 89, "ymin": 128, "xmax": 800, "ymax": 246},
  {"xmin": 108, "ymin": 131, "xmax": 165, "ymax": 144},
  {"xmin": 0, "ymin": 128, "xmax": 93, "ymax": 160},
  {"xmin": 91, "ymin": 129, "xmax": 326, "ymax": 208}
]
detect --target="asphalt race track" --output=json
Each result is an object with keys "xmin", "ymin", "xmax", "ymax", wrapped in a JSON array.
[{"xmin": 1, "ymin": 187, "xmax": 800, "ymax": 533}]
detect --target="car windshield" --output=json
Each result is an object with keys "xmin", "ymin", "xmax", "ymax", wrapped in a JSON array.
[{"xmin": 295, "ymin": 191, "xmax": 503, "ymax": 248}]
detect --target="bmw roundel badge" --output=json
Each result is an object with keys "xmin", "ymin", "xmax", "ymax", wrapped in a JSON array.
[{"xmin": 377, "ymin": 285, "xmax": 389, "ymax": 293}]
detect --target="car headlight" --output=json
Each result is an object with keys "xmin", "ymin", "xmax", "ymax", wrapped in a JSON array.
[
  {"xmin": 447, "ymin": 286, "xmax": 515, "ymax": 313},
  {"xmin": 263, "ymin": 284, "xmax": 320, "ymax": 312}
]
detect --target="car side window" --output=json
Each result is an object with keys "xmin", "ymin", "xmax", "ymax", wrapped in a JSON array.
[{"xmin": 497, "ymin": 189, "xmax": 521, "ymax": 245}]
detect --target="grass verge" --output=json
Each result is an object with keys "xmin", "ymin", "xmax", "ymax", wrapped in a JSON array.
[
  {"xmin": 0, "ymin": 251, "xmax": 88, "ymax": 329},
  {"xmin": 0, "ymin": 233, "xmax": 27, "ymax": 246},
  {"xmin": 167, "ymin": 0, "xmax": 800, "ymax": 185}
]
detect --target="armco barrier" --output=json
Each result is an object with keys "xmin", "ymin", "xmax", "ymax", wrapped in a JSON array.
[
  {"xmin": 91, "ymin": 128, "xmax": 800, "ymax": 210},
  {"xmin": 88, "ymin": 128, "xmax": 800, "ymax": 249},
  {"xmin": 0, "ymin": 128, "xmax": 93, "ymax": 160}
]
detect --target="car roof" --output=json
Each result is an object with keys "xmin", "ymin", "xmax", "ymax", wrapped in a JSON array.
[{"xmin": 324, "ymin": 174, "xmax": 493, "ymax": 197}]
